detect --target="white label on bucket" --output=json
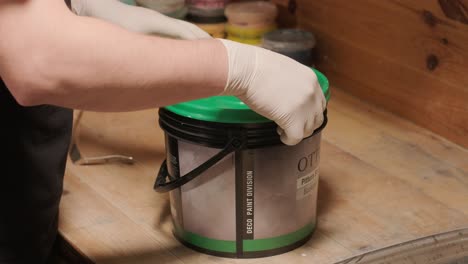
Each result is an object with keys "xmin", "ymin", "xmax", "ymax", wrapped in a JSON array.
[{"xmin": 296, "ymin": 168, "xmax": 319, "ymax": 200}]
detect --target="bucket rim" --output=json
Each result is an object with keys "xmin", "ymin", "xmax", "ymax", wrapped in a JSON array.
[{"xmin": 164, "ymin": 68, "xmax": 330, "ymax": 124}]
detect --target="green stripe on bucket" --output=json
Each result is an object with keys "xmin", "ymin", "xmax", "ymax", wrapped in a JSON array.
[
  {"xmin": 243, "ymin": 223, "xmax": 315, "ymax": 252},
  {"xmin": 174, "ymin": 223, "xmax": 237, "ymax": 253},
  {"xmin": 174, "ymin": 222, "xmax": 315, "ymax": 253}
]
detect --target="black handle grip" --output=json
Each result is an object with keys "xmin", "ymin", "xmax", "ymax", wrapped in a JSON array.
[{"xmin": 154, "ymin": 137, "xmax": 243, "ymax": 193}]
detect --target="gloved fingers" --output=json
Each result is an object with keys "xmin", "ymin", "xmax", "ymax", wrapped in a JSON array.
[
  {"xmin": 277, "ymin": 126, "xmax": 284, "ymax": 136},
  {"xmin": 312, "ymin": 112, "xmax": 325, "ymax": 131},
  {"xmin": 304, "ymin": 92, "xmax": 325, "ymax": 136},
  {"xmin": 280, "ymin": 122, "xmax": 305, "ymax": 146},
  {"xmin": 70, "ymin": 0, "xmax": 87, "ymax": 15},
  {"xmin": 304, "ymin": 117, "xmax": 315, "ymax": 138},
  {"xmin": 320, "ymin": 91, "xmax": 327, "ymax": 112}
]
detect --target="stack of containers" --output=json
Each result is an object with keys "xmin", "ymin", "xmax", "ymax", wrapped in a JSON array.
[
  {"xmin": 262, "ymin": 29, "xmax": 317, "ymax": 66},
  {"xmin": 225, "ymin": 1, "xmax": 278, "ymax": 45},
  {"xmin": 186, "ymin": 0, "xmax": 230, "ymax": 38},
  {"xmin": 136, "ymin": 0, "xmax": 188, "ymax": 19}
]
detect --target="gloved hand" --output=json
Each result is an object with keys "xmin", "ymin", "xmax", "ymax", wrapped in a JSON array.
[
  {"xmin": 219, "ymin": 39, "xmax": 326, "ymax": 146},
  {"xmin": 71, "ymin": 0, "xmax": 211, "ymax": 40}
]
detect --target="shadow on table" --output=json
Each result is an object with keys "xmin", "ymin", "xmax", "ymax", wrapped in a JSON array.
[
  {"xmin": 317, "ymin": 176, "xmax": 335, "ymax": 218},
  {"xmin": 54, "ymin": 233, "xmax": 194, "ymax": 264},
  {"xmin": 77, "ymin": 128, "xmax": 165, "ymax": 164},
  {"xmin": 92, "ymin": 245, "xmax": 193, "ymax": 264}
]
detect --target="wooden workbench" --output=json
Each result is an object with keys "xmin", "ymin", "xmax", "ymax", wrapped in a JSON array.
[{"xmin": 58, "ymin": 88, "xmax": 468, "ymax": 264}]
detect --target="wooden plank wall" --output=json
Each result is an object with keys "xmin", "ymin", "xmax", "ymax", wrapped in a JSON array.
[{"xmin": 272, "ymin": 0, "xmax": 468, "ymax": 148}]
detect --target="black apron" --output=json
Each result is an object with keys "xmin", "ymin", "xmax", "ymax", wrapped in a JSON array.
[
  {"xmin": 0, "ymin": 82, "xmax": 72, "ymax": 264},
  {"xmin": 0, "ymin": 24, "xmax": 72, "ymax": 264}
]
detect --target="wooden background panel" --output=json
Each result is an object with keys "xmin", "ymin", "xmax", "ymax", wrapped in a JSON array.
[
  {"xmin": 300, "ymin": 0, "xmax": 468, "ymax": 85},
  {"xmin": 272, "ymin": 0, "xmax": 468, "ymax": 148}
]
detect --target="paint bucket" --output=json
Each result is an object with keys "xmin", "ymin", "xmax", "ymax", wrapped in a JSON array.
[
  {"xmin": 262, "ymin": 29, "xmax": 317, "ymax": 66},
  {"xmin": 155, "ymin": 69, "xmax": 330, "ymax": 258}
]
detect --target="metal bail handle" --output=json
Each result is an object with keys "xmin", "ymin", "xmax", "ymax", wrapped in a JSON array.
[{"xmin": 154, "ymin": 137, "xmax": 244, "ymax": 193}]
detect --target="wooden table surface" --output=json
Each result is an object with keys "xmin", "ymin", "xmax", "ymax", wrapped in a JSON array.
[{"xmin": 59, "ymin": 88, "xmax": 468, "ymax": 264}]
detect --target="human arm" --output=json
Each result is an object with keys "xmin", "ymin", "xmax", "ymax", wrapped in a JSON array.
[
  {"xmin": 0, "ymin": 0, "xmax": 325, "ymax": 145},
  {"xmin": 0, "ymin": 0, "xmax": 225, "ymax": 111}
]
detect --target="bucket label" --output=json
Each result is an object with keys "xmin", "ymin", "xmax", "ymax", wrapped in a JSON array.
[
  {"xmin": 296, "ymin": 149, "xmax": 320, "ymax": 200},
  {"xmin": 236, "ymin": 149, "xmax": 256, "ymax": 247},
  {"xmin": 245, "ymin": 169, "xmax": 254, "ymax": 238},
  {"xmin": 296, "ymin": 168, "xmax": 319, "ymax": 200}
]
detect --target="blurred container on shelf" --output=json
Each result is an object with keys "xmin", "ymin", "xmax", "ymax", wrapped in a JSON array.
[
  {"xmin": 226, "ymin": 23, "xmax": 276, "ymax": 39},
  {"xmin": 262, "ymin": 29, "xmax": 316, "ymax": 66},
  {"xmin": 197, "ymin": 23, "xmax": 226, "ymax": 38},
  {"xmin": 225, "ymin": 1, "xmax": 277, "ymax": 45},
  {"xmin": 136, "ymin": 0, "xmax": 188, "ymax": 19},
  {"xmin": 227, "ymin": 35, "xmax": 262, "ymax": 45},
  {"xmin": 186, "ymin": 0, "xmax": 230, "ymax": 38},
  {"xmin": 225, "ymin": 1, "xmax": 277, "ymax": 26},
  {"xmin": 187, "ymin": 0, "xmax": 230, "ymax": 17}
]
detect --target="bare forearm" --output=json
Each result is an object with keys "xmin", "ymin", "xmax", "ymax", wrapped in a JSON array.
[
  {"xmin": 0, "ymin": 0, "xmax": 226, "ymax": 111},
  {"xmin": 42, "ymin": 16, "xmax": 227, "ymax": 111}
]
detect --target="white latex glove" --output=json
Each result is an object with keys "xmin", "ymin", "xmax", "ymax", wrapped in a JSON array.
[
  {"xmin": 71, "ymin": 0, "xmax": 211, "ymax": 40},
  {"xmin": 219, "ymin": 39, "xmax": 326, "ymax": 146}
]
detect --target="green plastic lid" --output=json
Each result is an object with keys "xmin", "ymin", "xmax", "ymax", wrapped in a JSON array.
[{"xmin": 165, "ymin": 68, "xmax": 330, "ymax": 123}]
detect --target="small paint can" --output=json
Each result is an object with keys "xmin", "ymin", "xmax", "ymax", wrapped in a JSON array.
[
  {"xmin": 226, "ymin": 23, "xmax": 276, "ymax": 39},
  {"xmin": 186, "ymin": 15, "xmax": 227, "ymax": 38},
  {"xmin": 188, "ymin": 0, "xmax": 230, "ymax": 17},
  {"xmin": 262, "ymin": 29, "xmax": 317, "ymax": 66},
  {"xmin": 195, "ymin": 22, "xmax": 226, "ymax": 38},
  {"xmin": 225, "ymin": 1, "xmax": 278, "ymax": 26},
  {"xmin": 188, "ymin": 0, "xmax": 230, "ymax": 10},
  {"xmin": 226, "ymin": 35, "xmax": 262, "ymax": 46}
]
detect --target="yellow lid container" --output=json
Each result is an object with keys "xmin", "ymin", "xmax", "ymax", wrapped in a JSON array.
[
  {"xmin": 226, "ymin": 23, "xmax": 276, "ymax": 39},
  {"xmin": 196, "ymin": 23, "xmax": 225, "ymax": 34},
  {"xmin": 227, "ymin": 35, "xmax": 262, "ymax": 46},
  {"xmin": 195, "ymin": 22, "xmax": 226, "ymax": 38}
]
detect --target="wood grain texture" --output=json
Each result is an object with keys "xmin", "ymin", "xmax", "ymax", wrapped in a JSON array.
[
  {"xmin": 438, "ymin": 0, "xmax": 468, "ymax": 24},
  {"xmin": 291, "ymin": 0, "xmax": 468, "ymax": 147},
  {"xmin": 59, "ymin": 88, "xmax": 468, "ymax": 264},
  {"xmin": 270, "ymin": 0, "xmax": 289, "ymax": 7}
]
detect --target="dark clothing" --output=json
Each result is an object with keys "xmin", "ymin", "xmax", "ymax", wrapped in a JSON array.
[
  {"xmin": 0, "ymin": 80, "xmax": 73, "ymax": 263},
  {"xmin": 1, "ymin": 1, "xmax": 73, "ymax": 263}
]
